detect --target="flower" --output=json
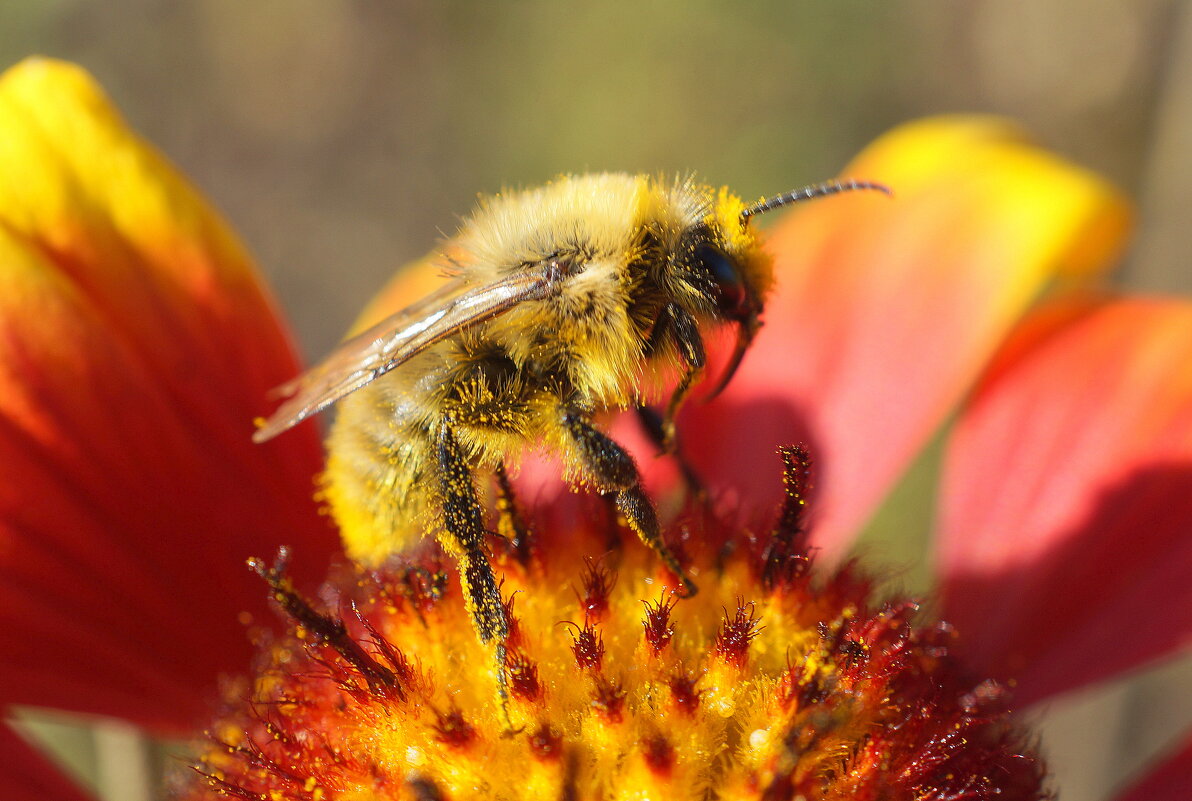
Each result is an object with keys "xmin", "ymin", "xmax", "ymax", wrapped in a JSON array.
[
  {"xmin": 182, "ymin": 450, "xmax": 1052, "ymax": 800},
  {"xmin": 0, "ymin": 58, "xmax": 1187, "ymax": 799}
]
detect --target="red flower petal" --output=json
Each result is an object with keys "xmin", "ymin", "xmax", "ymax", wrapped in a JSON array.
[
  {"xmin": 0, "ymin": 723, "xmax": 94, "ymax": 801},
  {"xmin": 0, "ymin": 59, "xmax": 335, "ymax": 733},
  {"xmin": 1114, "ymin": 732, "xmax": 1192, "ymax": 801},
  {"xmin": 939, "ymin": 297, "xmax": 1192, "ymax": 706},
  {"xmin": 680, "ymin": 117, "xmax": 1129, "ymax": 555}
]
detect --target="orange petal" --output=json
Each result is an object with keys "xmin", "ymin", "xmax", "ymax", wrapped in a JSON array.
[
  {"xmin": 680, "ymin": 116, "xmax": 1130, "ymax": 554},
  {"xmin": 0, "ymin": 723, "xmax": 94, "ymax": 801},
  {"xmin": 351, "ymin": 251, "xmax": 458, "ymax": 333},
  {"xmin": 938, "ymin": 297, "xmax": 1192, "ymax": 706},
  {"xmin": 1114, "ymin": 732, "xmax": 1192, "ymax": 801},
  {"xmin": 0, "ymin": 59, "xmax": 335, "ymax": 733}
]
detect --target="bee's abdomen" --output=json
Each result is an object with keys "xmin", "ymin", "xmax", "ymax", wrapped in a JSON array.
[
  {"xmin": 322, "ymin": 374, "xmax": 438, "ymax": 566},
  {"xmin": 321, "ymin": 350, "xmax": 553, "ymax": 566}
]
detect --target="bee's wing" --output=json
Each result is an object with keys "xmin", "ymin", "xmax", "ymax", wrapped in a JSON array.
[{"xmin": 253, "ymin": 268, "xmax": 563, "ymax": 443}]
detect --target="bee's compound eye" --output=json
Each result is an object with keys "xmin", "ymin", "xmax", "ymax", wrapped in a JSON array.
[{"xmin": 695, "ymin": 244, "xmax": 746, "ymax": 316}]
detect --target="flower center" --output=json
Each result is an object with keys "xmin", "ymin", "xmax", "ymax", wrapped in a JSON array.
[{"xmin": 185, "ymin": 447, "xmax": 1047, "ymax": 801}]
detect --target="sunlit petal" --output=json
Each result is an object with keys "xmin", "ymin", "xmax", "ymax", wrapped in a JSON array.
[
  {"xmin": 938, "ymin": 297, "xmax": 1192, "ymax": 706},
  {"xmin": 681, "ymin": 117, "xmax": 1130, "ymax": 554},
  {"xmin": 351, "ymin": 251, "xmax": 457, "ymax": 333},
  {"xmin": 0, "ymin": 58, "xmax": 335, "ymax": 733}
]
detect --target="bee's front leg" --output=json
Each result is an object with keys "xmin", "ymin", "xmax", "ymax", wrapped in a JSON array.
[
  {"xmin": 635, "ymin": 405, "xmax": 706, "ymax": 501},
  {"xmin": 435, "ymin": 422, "xmax": 511, "ymax": 702},
  {"xmin": 644, "ymin": 303, "xmax": 706, "ymax": 452},
  {"xmin": 562, "ymin": 409, "xmax": 698, "ymax": 597},
  {"xmin": 638, "ymin": 302, "xmax": 707, "ymax": 497}
]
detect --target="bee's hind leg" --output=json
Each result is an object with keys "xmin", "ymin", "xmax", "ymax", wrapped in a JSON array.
[
  {"xmin": 562, "ymin": 410, "xmax": 697, "ymax": 597},
  {"xmin": 435, "ymin": 422, "xmax": 511, "ymax": 707}
]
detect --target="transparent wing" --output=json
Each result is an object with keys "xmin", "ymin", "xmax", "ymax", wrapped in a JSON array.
[{"xmin": 253, "ymin": 268, "xmax": 563, "ymax": 443}]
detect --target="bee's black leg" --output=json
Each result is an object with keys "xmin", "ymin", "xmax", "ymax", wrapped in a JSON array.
[
  {"xmin": 493, "ymin": 461, "xmax": 532, "ymax": 566},
  {"xmin": 562, "ymin": 410, "xmax": 697, "ymax": 597},
  {"xmin": 638, "ymin": 302, "xmax": 707, "ymax": 498},
  {"xmin": 635, "ymin": 405, "xmax": 706, "ymax": 501},
  {"xmin": 436, "ymin": 422, "xmax": 511, "ymax": 708}
]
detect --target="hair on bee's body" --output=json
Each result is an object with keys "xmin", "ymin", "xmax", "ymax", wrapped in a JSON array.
[
  {"xmin": 321, "ymin": 174, "xmax": 766, "ymax": 622},
  {"xmin": 255, "ymin": 171, "xmax": 889, "ymax": 702},
  {"xmin": 319, "ymin": 174, "xmax": 767, "ymax": 553}
]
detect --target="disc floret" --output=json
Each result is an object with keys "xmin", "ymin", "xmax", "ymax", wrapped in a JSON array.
[{"xmin": 184, "ymin": 448, "xmax": 1048, "ymax": 801}]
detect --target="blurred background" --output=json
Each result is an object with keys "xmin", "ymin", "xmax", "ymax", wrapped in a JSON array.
[{"xmin": 2, "ymin": 1, "xmax": 1189, "ymax": 799}]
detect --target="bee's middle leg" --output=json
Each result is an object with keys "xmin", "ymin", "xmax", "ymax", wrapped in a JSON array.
[
  {"xmin": 493, "ymin": 461, "xmax": 532, "ymax": 565},
  {"xmin": 435, "ymin": 421, "xmax": 510, "ymax": 682},
  {"xmin": 562, "ymin": 410, "xmax": 697, "ymax": 597}
]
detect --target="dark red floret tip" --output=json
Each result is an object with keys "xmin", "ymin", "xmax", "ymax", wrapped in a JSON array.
[
  {"xmin": 714, "ymin": 599, "xmax": 764, "ymax": 668},
  {"xmin": 431, "ymin": 707, "xmax": 475, "ymax": 749},
  {"xmin": 641, "ymin": 595, "xmax": 677, "ymax": 656},
  {"xmin": 568, "ymin": 621, "xmax": 605, "ymax": 671},
  {"xmin": 528, "ymin": 722, "xmax": 563, "ymax": 762},
  {"xmin": 641, "ymin": 733, "xmax": 675, "ymax": 775},
  {"xmin": 668, "ymin": 672, "xmax": 702, "ymax": 716},
  {"xmin": 591, "ymin": 677, "xmax": 626, "ymax": 723},
  {"xmin": 507, "ymin": 649, "xmax": 541, "ymax": 701},
  {"xmin": 577, "ymin": 558, "xmax": 615, "ymax": 621}
]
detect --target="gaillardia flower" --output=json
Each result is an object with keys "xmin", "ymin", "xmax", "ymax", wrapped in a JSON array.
[
  {"xmin": 0, "ymin": 59, "xmax": 1188, "ymax": 800},
  {"xmin": 183, "ymin": 449, "xmax": 1051, "ymax": 800}
]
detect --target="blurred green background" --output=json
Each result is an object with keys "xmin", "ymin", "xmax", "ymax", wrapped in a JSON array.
[{"xmin": 3, "ymin": 1, "xmax": 1190, "ymax": 800}]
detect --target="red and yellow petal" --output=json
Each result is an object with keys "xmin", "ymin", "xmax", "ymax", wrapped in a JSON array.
[
  {"xmin": 938, "ymin": 297, "xmax": 1192, "ymax": 706},
  {"xmin": 680, "ymin": 117, "xmax": 1130, "ymax": 555},
  {"xmin": 0, "ymin": 59, "xmax": 335, "ymax": 733}
]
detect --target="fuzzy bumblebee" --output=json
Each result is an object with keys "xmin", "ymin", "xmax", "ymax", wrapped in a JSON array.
[{"xmin": 255, "ymin": 172, "xmax": 888, "ymax": 677}]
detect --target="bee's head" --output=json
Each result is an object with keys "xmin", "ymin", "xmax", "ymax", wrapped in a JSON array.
[{"xmin": 696, "ymin": 179, "xmax": 891, "ymax": 398}]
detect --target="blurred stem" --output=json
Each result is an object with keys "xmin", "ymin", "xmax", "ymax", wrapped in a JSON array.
[{"xmin": 94, "ymin": 719, "xmax": 152, "ymax": 801}]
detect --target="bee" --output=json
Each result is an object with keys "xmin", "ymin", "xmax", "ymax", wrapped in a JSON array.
[{"xmin": 254, "ymin": 173, "xmax": 888, "ymax": 676}]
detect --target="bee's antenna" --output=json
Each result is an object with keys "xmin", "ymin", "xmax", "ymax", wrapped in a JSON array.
[{"xmin": 740, "ymin": 179, "xmax": 892, "ymax": 222}]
